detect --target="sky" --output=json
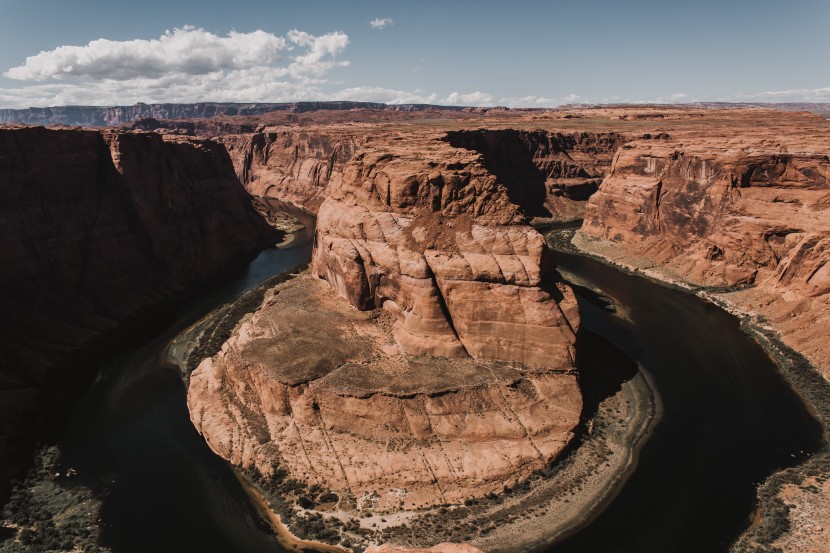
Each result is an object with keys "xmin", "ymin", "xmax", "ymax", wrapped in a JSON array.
[{"xmin": 0, "ymin": 0, "xmax": 828, "ymax": 108}]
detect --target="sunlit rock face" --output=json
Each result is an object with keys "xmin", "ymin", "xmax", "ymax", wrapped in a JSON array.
[
  {"xmin": 189, "ymin": 130, "xmax": 582, "ymax": 513},
  {"xmin": 582, "ymin": 124, "xmax": 830, "ymax": 378}
]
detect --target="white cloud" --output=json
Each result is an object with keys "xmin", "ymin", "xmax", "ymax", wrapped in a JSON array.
[
  {"xmin": 0, "ymin": 27, "xmax": 349, "ymax": 107},
  {"xmin": 370, "ymin": 18, "xmax": 393, "ymax": 29},
  {"xmin": 332, "ymin": 86, "xmax": 437, "ymax": 104},
  {"xmin": 724, "ymin": 86, "xmax": 830, "ymax": 103},
  {"xmin": 444, "ymin": 91, "xmax": 494, "ymax": 106},
  {"xmin": 6, "ymin": 27, "xmax": 294, "ymax": 81}
]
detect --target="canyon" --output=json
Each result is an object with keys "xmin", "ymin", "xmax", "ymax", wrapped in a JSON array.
[
  {"xmin": 0, "ymin": 126, "xmax": 276, "ymax": 500},
  {"xmin": 0, "ymin": 105, "xmax": 828, "ymax": 553}
]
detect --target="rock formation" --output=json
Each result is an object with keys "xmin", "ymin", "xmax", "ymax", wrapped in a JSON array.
[
  {"xmin": 581, "ymin": 120, "xmax": 830, "ymax": 379},
  {"xmin": 0, "ymin": 125, "xmax": 275, "ymax": 494},
  {"xmin": 444, "ymin": 129, "xmax": 624, "ymax": 221},
  {"xmin": 188, "ymin": 131, "xmax": 582, "ymax": 516},
  {"xmin": 222, "ymin": 128, "xmax": 363, "ymax": 212}
]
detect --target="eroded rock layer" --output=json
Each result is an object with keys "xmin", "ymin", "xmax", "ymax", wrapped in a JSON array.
[
  {"xmin": 223, "ymin": 128, "xmax": 363, "ymax": 212},
  {"xmin": 581, "ymin": 125, "xmax": 830, "ymax": 379},
  {"xmin": 188, "ymin": 131, "xmax": 582, "ymax": 511},
  {"xmin": 444, "ymin": 129, "xmax": 624, "ymax": 221}
]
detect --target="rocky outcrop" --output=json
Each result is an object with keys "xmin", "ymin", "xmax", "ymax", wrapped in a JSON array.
[
  {"xmin": 581, "ymin": 125, "xmax": 830, "ymax": 378},
  {"xmin": 221, "ymin": 128, "xmax": 363, "ymax": 212},
  {"xmin": 0, "ymin": 125, "xmax": 275, "ymax": 494},
  {"xmin": 188, "ymin": 131, "xmax": 582, "ymax": 520},
  {"xmin": 444, "ymin": 129, "xmax": 624, "ymax": 221},
  {"xmin": 188, "ymin": 275, "xmax": 581, "ymax": 511},
  {"xmin": 0, "ymin": 102, "xmax": 465, "ymax": 127},
  {"xmin": 312, "ymin": 134, "xmax": 580, "ymax": 367}
]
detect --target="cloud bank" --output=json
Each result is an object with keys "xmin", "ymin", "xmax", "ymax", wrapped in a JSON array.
[
  {"xmin": 1, "ymin": 26, "xmax": 351, "ymax": 107},
  {"xmin": 1, "ymin": 27, "xmax": 828, "ymax": 109}
]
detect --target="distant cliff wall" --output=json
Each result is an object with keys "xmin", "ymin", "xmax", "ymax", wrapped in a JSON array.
[{"xmin": 0, "ymin": 102, "xmax": 465, "ymax": 127}]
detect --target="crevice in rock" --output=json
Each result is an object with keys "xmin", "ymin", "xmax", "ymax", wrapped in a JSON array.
[{"xmin": 423, "ymin": 256, "xmax": 470, "ymax": 358}]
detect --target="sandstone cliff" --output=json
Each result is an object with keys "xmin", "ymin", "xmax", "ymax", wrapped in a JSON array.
[
  {"xmin": 312, "ymin": 133, "xmax": 580, "ymax": 366},
  {"xmin": 580, "ymin": 118, "xmax": 830, "ymax": 379},
  {"xmin": 222, "ymin": 128, "xmax": 363, "ymax": 212},
  {"xmin": 444, "ymin": 129, "xmax": 624, "ymax": 221},
  {"xmin": 0, "ymin": 125, "xmax": 276, "ymax": 494},
  {"xmin": 188, "ymin": 131, "xmax": 582, "ymax": 525}
]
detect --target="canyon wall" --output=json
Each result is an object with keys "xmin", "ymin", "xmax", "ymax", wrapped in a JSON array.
[
  {"xmin": 0, "ymin": 126, "xmax": 276, "ymax": 492},
  {"xmin": 581, "ymin": 134, "xmax": 830, "ymax": 377},
  {"xmin": 221, "ymin": 128, "xmax": 363, "ymax": 212},
  {"xmin": 444, "ymin": 129, "xmax": 624, "ymax": 221},
  {"xmin": 312, "ymin": 133, "xmax": 581, "ymax": 366},
  {"xmin": 188, "ymin": 131, "xmax": 583, "ymax": 515},
  {"xmin": 213, "ymin": 127, "xmax": 623, "ymax": 217}
]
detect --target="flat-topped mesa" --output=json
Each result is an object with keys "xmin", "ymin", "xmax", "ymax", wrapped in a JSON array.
[
  {"xmin": 581, "ymin": 133, "xmax": 830, "ymax": 377},
  {"xmin": 188, "ymin": 131, "xmax": 582, "ymax": 518},
  {"xmin": 311, "ymin": 133, "xmax": 579, "ymax": 369}
]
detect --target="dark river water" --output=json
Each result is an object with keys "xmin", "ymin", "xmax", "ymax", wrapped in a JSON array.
[
  {"xmin": 546, "ymin": 245, "xmax": 824, "ymax": 553},
  {"xmin": 57, "ymin": 201, "xmax": 314, "ymax": 553},
  {"xmin": 52, "ymin": 218, "xmax": 823, "ymax": 553}
]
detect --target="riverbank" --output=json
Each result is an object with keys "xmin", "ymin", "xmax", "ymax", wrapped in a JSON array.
[{"xmin": 562, "ymin": 229, "xmax": 830, "ymax": 553}]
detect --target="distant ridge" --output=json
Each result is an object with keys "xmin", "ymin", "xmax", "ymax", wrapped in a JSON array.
[
  {"xmin": 0, "ymin": 101, "xmax": 467, "ymax": 127},
  {"xmin": 2, "ymin": 101, "xmax": 828, "ymax": 127},
  {"xmin": 559, "ymin": 102, "xmax": 830, "ymax": 117}
]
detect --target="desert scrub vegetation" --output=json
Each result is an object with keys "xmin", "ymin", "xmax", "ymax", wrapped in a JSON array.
[{"xmin": 0, "ymin": 447, "xmax": 109, "ymax": 553}]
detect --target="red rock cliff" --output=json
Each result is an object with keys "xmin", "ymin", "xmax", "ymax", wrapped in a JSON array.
[
  {"xmin": 221, "ymin": 127, "xmax": 362, "ymax": 212},
  {"xmin": 188, "ymin": 130, "xmax": 583, "ymax": 519},
  {"xmin": 0, "ymin": 126, "xmax": 275, "ymax": 492},
  {"xmin": 581, "ymin": 122, "xmax": 830, "ymax": 378},
  {"xmin": 311, "ymin": 132, "xmax": 580, "ymax": 368}
]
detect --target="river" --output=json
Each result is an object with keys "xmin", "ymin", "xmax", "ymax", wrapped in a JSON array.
[
  {"xmin": 55, "ymin": 200, "xmax": 314, "ymax": 553},
  {"xmin": 50, "ymin": 215, "xmax": 823, "ymax": 553},
  {"xmin": 546, "ymin": 242, "xmax": 823, "ymax": 553}
]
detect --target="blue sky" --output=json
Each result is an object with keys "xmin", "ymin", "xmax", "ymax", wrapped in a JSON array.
[{"xmin": 0, "ymin": 0, "xmax": 828, "ymax": 108}]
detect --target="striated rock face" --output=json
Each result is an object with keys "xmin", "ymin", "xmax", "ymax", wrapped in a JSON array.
[
  {"xmin": 444, "ymin": 129, "xmax": 624, "ymax": 221},
  {"xmin": 0, "ymin": 126, "xmax": 275, "ymax": 375},
  {"xmin": 311, "ymin": 134, "xmax": 580, "ymax": 368},
  {"xmin": 0, "ymin": 125, "xmax": 275, "ymax": 492},
  {"xmin": 188, "ymin": 131, "xmax": 582, "ymax": 513},
  {"xmin": 221, "ymin": 128, "xmax": 362, "ymax": 212},
  {"xmin": 581, "ymin": 127, "xmax": 830, "ymax": 377}
]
